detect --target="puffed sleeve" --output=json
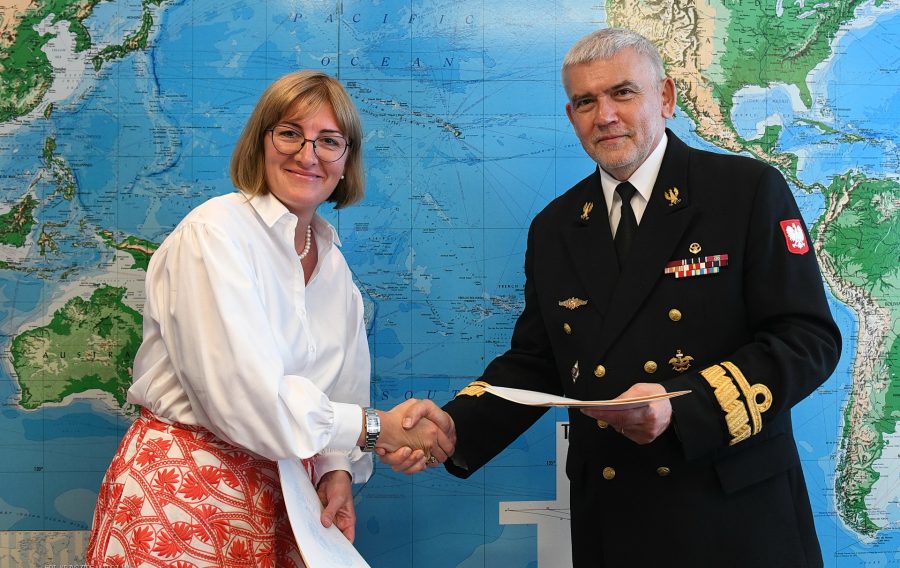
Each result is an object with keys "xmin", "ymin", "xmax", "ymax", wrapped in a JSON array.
[
  {"xmin": 145, "ymin": 221, "xmax": 363, "ymax": 461},
  {"xmin": 313, "ymin": 283, "xmax": 373, "ymax": 484}
]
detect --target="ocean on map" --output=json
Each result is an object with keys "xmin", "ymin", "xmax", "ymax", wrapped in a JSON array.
[
  {"xmin": 726, "ymin": 7, "xmax": 900, "ymax": 565},
  {"xmin": 1, "ymin": 0, "xmax": 898, "ymax": 565}
]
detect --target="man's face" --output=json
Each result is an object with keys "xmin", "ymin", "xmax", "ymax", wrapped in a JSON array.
[{"xmin": 564, "ymin": 47, "xmax": 675, "ymax": 181}]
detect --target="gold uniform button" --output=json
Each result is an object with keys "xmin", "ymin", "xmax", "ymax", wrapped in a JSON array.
[
  {"xmin": 668, "ymin": 309, "xmax": 682, "ymax": 322},
  {"xmin": 656, "ymin": 466, "xmax": 671, "ymax": 477},
  {"xmin": 563, "ymin": 323, "xmax": 572, "ymax": 334},
  {"xmin": 644, "ymin": 360, "xmax": 658, "ymax": 374},
  {"xmin": 594, "ymin": 365, "xmax": 606, "ymax": 378},
  {"xmin": 596, "ymin": 419, "xmax": 609, "ymax": 429},
  {"xmin": 602, "ymin": 467, "xmax": 616, "ymax": 480}
]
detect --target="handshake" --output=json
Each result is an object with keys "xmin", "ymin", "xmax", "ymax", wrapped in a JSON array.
[{"xmin": 372, "ymin": 399, "xmax": 455, "ymax": 474}]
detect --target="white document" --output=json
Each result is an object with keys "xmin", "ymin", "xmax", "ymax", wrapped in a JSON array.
[
  {"xmin": 278, "ymin": 459, "xmax": 371, "ymax": 568},
  {"xmin": 484, "ymin": 385, "xmax": 690, "ymax": 409}
]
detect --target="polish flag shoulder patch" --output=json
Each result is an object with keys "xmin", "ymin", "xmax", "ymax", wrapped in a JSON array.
[{"xmin": 779, "ymin": 219, "xmax": 809, "ymax": 254}]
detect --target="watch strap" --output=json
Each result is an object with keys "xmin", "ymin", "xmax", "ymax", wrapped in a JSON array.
[{"xmin": 361, "ymin": 407, "xmax": 380, "ymax": 452}]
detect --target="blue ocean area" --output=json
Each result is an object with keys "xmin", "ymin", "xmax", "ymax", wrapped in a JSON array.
[
  {"xmin": 81, "ymin": 0, "xmax": 144, "ymax": 47},
  {"xmin": 0, "ymin": 0, "xmax": 897, "ymax": 565},
  {"xmin": 730, "ymin": 8, "xmax": 900, "ymax": 188}
]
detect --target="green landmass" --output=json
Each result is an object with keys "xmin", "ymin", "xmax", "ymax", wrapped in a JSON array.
[
  {"xmin": 37, "ymin": 227, "xmax": 60, "ymax": 255},
  {"xmin": 795, "ymin": 118, "xmax": 840, "ymax": 135},
  {"xmin": 99, "ymin": 230, "xmax": 159, "ymax": 271},
  {"xmin": 795, "ymin": 118, "xmax": 866, "ymax": 143},
  {"xmin": 0, "ymin": 0, "xmax": 102, "ymax": 122},
  {"xmin": 43, "ymin": 136, "xmax": 76, "ymax": 199},
  {"xmin": 0, "ymin": 260, "xmax": 12, "ymax": 269},
  {"xmin": 816, "ymin": 170, "xmax": 900, "ymax": 536},
  {"xmin": 92, "ymin": 0, "xmax": 168, "ymax": 71},
  {"xmin": 840, "ymin": 133, "xmax": 866, "ymax": 143},
  {"xmin": 1, "ymin": 0, "xmax": 169, "ymax": 122},
  {"xmin": 0, "ymin": 194, "xmax": 39, "ymax": 246},
  {"xmin": 43, "ymin": 135, "xmax": 56, "ymax": 159},
  {"xmin": 818, "ymin": 172, "xmax": 900, "ymax": 290},
  {"xmin": 756, "ymin": 124, "xmax": 782, "ymax": 154},
  {"xmin": 714, "ymin": 0, "xmax": 872, "ymax": 134},
  {"xmin": 10, "ymin": 285, "xmax": 142, "ymax": 409}
]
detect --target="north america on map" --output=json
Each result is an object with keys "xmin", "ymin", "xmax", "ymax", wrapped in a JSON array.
[{"xmin": 0, "ymin": 1, "xmax": 897, "ymax": 566}]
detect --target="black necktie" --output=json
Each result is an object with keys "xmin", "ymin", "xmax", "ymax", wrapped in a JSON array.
[{"xmin": 615, "ymin": 182, "xmax": 638, "ymax": 267}]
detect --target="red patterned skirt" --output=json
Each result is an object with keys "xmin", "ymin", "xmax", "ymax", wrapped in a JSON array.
[{"xmin": 87, "ymin": 408, "xmax": 313, "ymax": 568}]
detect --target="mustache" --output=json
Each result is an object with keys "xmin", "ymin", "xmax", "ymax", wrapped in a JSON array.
[{"xmin": 591, "ymin": 131, "xmax": 630, "ymax": 144}]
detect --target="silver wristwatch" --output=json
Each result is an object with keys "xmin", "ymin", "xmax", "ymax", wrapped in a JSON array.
[{"xmin": 361, "ymin": 407, "xmax": 380, "ymax": 452}]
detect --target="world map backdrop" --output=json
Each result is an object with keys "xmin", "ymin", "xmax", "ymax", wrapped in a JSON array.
[{"xmin": 0, "ymin": 0, "xmax": 898, "ymax": 566}]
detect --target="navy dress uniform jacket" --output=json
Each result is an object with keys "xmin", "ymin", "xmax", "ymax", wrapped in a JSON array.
[{"xmin": 444, "ymin": 130, "xmax": 841, "ymax": 567}]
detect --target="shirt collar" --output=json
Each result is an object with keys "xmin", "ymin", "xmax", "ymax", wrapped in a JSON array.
[
  {"xmin": 242, "ymin": 190, "xmax": 342, "ymax": 248},
  {"xmin": 598, "ymin": 133, "xmax": 668, "ymax": 206}
]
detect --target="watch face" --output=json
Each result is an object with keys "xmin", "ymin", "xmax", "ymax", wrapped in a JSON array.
[{"xmin": 363, "ymin": 408, "xmax": 380, "ymax": 451}]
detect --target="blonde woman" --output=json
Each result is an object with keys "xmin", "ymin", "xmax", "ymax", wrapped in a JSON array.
[{"xmin": 87, "ymin": 71, "xmax": 452, "ymax": 567}]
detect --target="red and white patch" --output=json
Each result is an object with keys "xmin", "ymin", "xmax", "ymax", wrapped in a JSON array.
[{"xmin": 779, "ymin": 219, "xmax": 809, "ymax": 254}]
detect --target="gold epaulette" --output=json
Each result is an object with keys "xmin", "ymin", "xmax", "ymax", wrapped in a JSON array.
[
  {"xmin": 456, "ymin": 381, "xmax": 490, "ymax": 398},
  {"xmin": 700, "ymin": 362, "xmax": 773, "ymax": 445}
]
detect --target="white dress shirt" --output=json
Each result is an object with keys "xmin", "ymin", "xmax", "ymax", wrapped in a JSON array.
[
  {"xmin": 599, "ymin": 134, "xmax": 668, "ymax": 237},
  {"xmin": 128, "ymin": 190, "xmax": 372, "ymax": 483}
]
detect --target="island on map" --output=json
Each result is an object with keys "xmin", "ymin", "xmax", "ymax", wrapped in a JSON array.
[
  {"xmin": 98, "ymin": 230, "xmax": 158, "ymax": 271},
  {"xmin": 0, "ymin": 194, "xmax": 39, "ymax": 247}
]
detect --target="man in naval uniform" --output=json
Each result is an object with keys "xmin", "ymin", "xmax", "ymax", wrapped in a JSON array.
[{"xmin": 383, "ymin": 27, "xmax": 841, "ymax": 567}]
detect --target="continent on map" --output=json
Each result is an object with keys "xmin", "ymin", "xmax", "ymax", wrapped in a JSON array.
[
  {"xmin": 608, "ymin": 0, "xmax": 869, "ymax": 179},
  {"xmin": 814, "ymin": 171, "xmax": 900, "ymax": 536},
  {"xmin": 0, "ymin": 0, "xmax": 168, "ymax": 122},
  {"xmin": 10, "ymin": 285, "xmax": 142, "ymax": 410},
  {"xmin": 612, "ymin": 0, "xmax": 900, "ymax": 543}
]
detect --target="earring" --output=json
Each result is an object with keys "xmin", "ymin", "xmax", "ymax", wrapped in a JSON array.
[{"xmin": 341, "ymin": 175, "xmax": 345, "ymax": 179}]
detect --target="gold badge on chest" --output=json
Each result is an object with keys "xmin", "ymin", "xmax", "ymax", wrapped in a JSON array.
[
  {"xmin": 663, "ymin": 187, "xmax": 681, "ymax": 206},
  {"xmin": 669, "ymin": 349, "xmax": 694, "ymax": 372},
  {"xmin": 559, "ymin": 297, "xmax": 588, "ymax": 310},
  {"xmin": 581, "ymin": 202, "xmax": 594, "ymax": 221}
]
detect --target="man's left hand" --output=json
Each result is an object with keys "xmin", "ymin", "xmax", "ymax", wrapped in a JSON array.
[{"xmin": 581, "ymin": 383, "xmax": 672, "ymax": 444}]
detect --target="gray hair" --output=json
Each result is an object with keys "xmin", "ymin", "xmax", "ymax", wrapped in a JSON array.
[{"xmin": 562, "ymin": 28, "xmax": 666, "ymax": 87}]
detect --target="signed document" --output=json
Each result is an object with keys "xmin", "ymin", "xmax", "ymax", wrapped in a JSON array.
[
  {"xmin": 278, "ymin": 459, "xmax": 371, "ymax": 568},
  {"xmin": 484, "ymin": 385, "xmax": 690, "ymax": 410}
]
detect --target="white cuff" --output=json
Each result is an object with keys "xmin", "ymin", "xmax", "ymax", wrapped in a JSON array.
[
  {"xmin": 330, "ymin": 402, "xmax": 364, "ymax": 451},
  {"xmin": 314, "ymin": 451, "xmax": 353, "ymax": 483}
]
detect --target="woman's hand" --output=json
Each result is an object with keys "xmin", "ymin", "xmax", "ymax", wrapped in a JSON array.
[
  {"xmin": 375, "ymin": 399, "xmax": 455, "ymax": 463},
  {"xmin": 316, "ymin": 470, "xmax": 355, "ymax": 542}
]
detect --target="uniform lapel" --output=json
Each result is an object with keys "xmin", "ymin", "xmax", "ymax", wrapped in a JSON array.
[
  {"xmin": 562, "ymin": 170, "xmax": 619, "ymax": 319},
  {"xmin": 593, "ymin": 131, "xmax": 697, "ymax": 358}
]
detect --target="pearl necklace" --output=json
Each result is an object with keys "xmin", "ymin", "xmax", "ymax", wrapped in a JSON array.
[{"xmin": 298, "ymin": 224, "xmax": 312, "ymax": 260}]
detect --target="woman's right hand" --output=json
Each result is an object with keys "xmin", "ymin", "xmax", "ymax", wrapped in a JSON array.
[{"xmin": 375, "ymin": 399, "xmax": 456, "ymax": 464}]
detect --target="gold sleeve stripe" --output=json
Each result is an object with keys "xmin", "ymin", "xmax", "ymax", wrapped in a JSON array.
[
  {"xmin": 721, "ymin": 361, "xmax": 772, "ymax": 436},
  {"xmin": 456, "ymin": 381, "xmax": 490, "ymax": 398},
  {"xmin": 700, "ymin": 364, "xmax": 752, "ymax": 445}
]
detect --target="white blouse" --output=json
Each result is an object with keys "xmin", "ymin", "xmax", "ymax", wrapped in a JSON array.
[{"xmin": 128, "ymin": 190, "xmax": 372, "ymax": 483}]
